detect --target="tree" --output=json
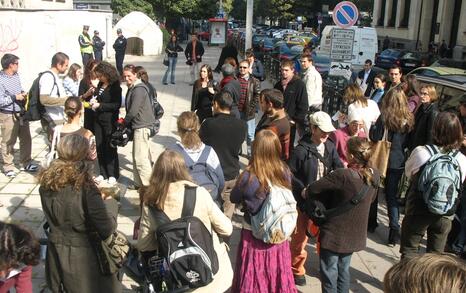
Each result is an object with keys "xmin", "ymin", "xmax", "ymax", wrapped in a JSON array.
[{"xmin": 111, "ymin": 0, "xmax": 155, "ymax": 19}]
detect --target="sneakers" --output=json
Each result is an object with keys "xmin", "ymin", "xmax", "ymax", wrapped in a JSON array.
[
  {"xmin": 293, "ymin": 274, "xmax": 306, "ymax": 286},
  {"xmin": 21, "ymin": 163, "xmax": 39, "ymax": 172},
  {"xmin": 107, "ymin": 177, "xmax": 117, "ymax": 185},
  {"xmin": 94, "ymin": 175, "xmax": 104, "ymax": 184},
  {"xmin": 5, "ymin": 170, "xmax": 17, "ymax": 178},
  {"xmin": 388, "ymin": 229, "xmax": 400, "ymax": 247}
]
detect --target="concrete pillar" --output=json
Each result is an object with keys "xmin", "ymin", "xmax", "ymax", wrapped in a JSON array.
[
  {"xmin": 373, "ymin": 0, "xmax": 382, "ymax": 26},
  {"xmin": 245, "ymin": 0, "xmax": 253, "ymax": 51},
  {"xmin": 385, "ymin": 0, "xmax": 393, "ymax": 26},
  {"xmin": 437, "ymin": 0, "xmax": 454, "ymax": 44},
  {"xmin": 396, "ymin": 0, "xmax": 405, "ymax": 27}
]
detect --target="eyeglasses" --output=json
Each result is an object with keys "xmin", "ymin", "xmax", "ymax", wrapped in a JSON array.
[{"xmin": 420, "ymin": 92, "xmax": 429, "ymax": 96}]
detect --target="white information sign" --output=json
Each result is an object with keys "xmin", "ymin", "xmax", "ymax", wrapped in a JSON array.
[
  {"xmin": 330, "ymin": 28, "xmax": 354, "ymax": 61},
  {"xmin": 329, "ymin": 62, "xmax": 352, "ymax": 80},
  {"xmin": 210, "ymin": 22, "xmax": 226, "ymax": 45}
]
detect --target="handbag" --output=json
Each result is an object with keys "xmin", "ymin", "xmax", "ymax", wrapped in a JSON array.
[
  {"xmin": 368, "ymin": 127, "xmax": 391, "ymax": 181},
  {"xmin": 82, "ymin": 189, "xmax": 131, "ymax": 275},
  {"xmin": 163, "ymin": 54, "xmax": 169, "ymax": 66}
]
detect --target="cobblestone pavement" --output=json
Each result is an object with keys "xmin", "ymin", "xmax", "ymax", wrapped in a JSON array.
[{"xmin": 1, "ymin": 44, "xmax": 403, "ymax": 292}]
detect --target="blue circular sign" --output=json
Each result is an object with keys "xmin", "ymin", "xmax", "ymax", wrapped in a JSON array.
[{"xmin": 333, "ymin": 1, "xmax": 359, "ymax": 29}]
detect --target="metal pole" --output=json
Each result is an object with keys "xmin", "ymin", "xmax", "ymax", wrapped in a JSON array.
[{"xmin": 245, "ymin": 0, "xmax": 253, "ymax": 51}]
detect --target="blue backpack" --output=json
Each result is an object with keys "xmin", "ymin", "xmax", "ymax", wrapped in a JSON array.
[
  {"xmin": 418, "ymin": 145, "xmax": 462, "ymax": 215},
  {"xmin": 176, "ymin": 144, "xmax": 221, "ymax": 202}
]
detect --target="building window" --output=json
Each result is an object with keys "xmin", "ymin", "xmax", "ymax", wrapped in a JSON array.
[
  {"xmin": 42, "ymin": 0, "xmax": 52, "ymax": 2},
  {"xmin": 56, "ymin": 0, "xmax": 65, "ymax": 2},
  {"xmin": 90, "ymin": 5, "xmax": 99, "ymax": 9}
]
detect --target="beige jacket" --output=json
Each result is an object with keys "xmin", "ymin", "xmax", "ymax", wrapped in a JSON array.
[{"xmin": 137, "ymin": 180, "xmax": 233, "ymax": 293}]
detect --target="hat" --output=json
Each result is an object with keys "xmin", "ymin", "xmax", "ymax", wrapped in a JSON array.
[
  {"xmin": 347, "ymin": 109, "xmax": 364, "ymax": 123},
  {"xmin": 83, "ymin": 25, "xmax": 89, "ymax": 30},
  {"xmin": 221, "ymin": 63, "xmax": 235, "ymax": 77},
  {"xmin": 116, "ymin": 28, "xmax": 122, "ymax": 33},
  {"xmin": 309, "ymin": 111, "xmax": 336, "ymax": 132},
  {"xmin": 94, "ymin": 30, "xmax": 99, "ymax": 34}
]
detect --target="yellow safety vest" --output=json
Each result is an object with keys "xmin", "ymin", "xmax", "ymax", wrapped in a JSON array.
[{"xmin": 80, "ymin": 34, "xmax": 93, "ymax": 54}]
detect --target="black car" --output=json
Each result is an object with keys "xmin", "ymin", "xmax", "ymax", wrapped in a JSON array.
[
  {"xmin": 399, "ymin": 52, "xmax": 432, "ymax": 73},
  {"xmin": 375, "ymin": 49, "xmax": 407, "ymax": 69}
]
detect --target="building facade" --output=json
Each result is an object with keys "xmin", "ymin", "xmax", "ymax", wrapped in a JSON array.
[
  {"xmin": 73, "ymin": 0, "xmax": 111, "ymax": 11},
  {"xmin": 0, "ymin": 0, "xmax": 73, "ymax": 9},
  {"xmin": 372, "ymin": 0, "xmax": 466, "ymax": 59}
]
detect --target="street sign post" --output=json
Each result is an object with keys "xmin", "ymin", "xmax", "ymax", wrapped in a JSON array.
[
  {"xmin": 332, "ymin": 1, "xmax": 359, "ymax": 29},
  {"xmin": 330, "ymin": 28, "xmax": 354, "ymax": 61}
]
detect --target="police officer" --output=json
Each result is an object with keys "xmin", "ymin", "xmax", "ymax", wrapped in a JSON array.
[
  {"xmin": 78, "ymin": 25, "xmax": 93, "ymax": 67},
  {"xmin": 92, "ymin": 30, "xmax": 105, "ymax": 62},
  {"xmin": 113, "ymin": 28, "xmax": 127, "ymax": 75}
]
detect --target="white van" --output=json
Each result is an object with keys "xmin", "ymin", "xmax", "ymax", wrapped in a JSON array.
[{"xmin": 316, "ymin": 25, "xmax": 378, "ymax": 70}]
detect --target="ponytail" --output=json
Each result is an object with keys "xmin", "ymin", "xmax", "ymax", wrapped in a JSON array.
[{"xmin": 347, "ymin": 137, "xmax": 378, "ymax": 187}]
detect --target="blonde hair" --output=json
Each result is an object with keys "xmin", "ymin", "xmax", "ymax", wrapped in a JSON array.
[
  {"xmin": 142, "ymin": 150, "xmax": 192, "ymax": 210},
  {"xmin": 343, "ymin": 84, "xmax": 367, "ymax": 107},
  {"xmin": 420, "ymin": 84, "xmax": 438, "ymax": 103},
  {"xmin": 383, "ymin": 253, "xmax": 466, "ymax": 293},
  {"xmin": 242, "ymin": 130, "xmax": 291, "ymax": 196},
  {"xmin": 381, "ymin": 86, "xmax": 414, "ymax": 133},
  {"xmin": 177, "ymin": 111, "xmax": 202, "ymax": 150},
  {"xmin": 347, "ymin": 137, "xmax": 377, "ymax": 187},
  {"xmin": 38, "ymin": 134, "xmax": 94, "ymax": 191}
]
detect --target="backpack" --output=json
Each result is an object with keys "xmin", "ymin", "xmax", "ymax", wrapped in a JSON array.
[
  {"xmin": 418, "ymin": 145, "xmax": 462, "ymax": 215},
  {"xmin": 176, "ymin": 144, "xmax": 221, "ymax": 202},
  {"xmin": 139, "ymin": 82, "xmax": 164, "ymax": 120},
  {"xmin": 22, "ymin": 71, "xmax": 58, "ymax": 121},
  {"xmin": 251, "ymin": 182, "xmax": 298, "ymax": 244},
  {"xmin": 149, "ymin": 186, "xmax": 219, "ymax": 290}
]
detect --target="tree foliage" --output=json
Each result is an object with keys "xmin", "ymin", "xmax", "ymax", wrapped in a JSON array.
[{"xmin": 111, "ymin": 0, "xmax": 155, "ymax": 19}]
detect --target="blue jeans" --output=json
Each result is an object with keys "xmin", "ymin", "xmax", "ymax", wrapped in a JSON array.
[
  {"xmin": 162, "ymin": 57, "xmax": 177, "ymax": 83},
  {"xmin": 385, "ymin": 168, "xmax": 404, "ymax": 230},
  {"xmin": 240, "ymin": 112, "xmax": 256, "ymax": 156},
  {"xmin": 320, "ymin": 248, "xmax": 353, "ymax": 293},
  {"xmin": 452, "ymin": 189, "xmax": 466, "ymax": 253}
]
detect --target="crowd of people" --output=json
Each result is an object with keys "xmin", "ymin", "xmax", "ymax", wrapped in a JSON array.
[{"xmin": 1, "ymin": 31, "xmax": 466, "ymax": 293}]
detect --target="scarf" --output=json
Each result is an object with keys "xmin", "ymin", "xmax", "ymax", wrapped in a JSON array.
[{"xmin": 220, "ymin": 76, "xmax": 235, "ymax": 89}]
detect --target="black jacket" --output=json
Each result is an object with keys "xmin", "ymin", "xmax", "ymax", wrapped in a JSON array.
[
  {"xmin": 370, "ymin": 116, "xmax": 410, "ymax": 170},
  {"xmin": 184, "ymin": 41, "xmax": 205, "ymax": 62},
  {"xmin": 357, "ymin": 69, "xmax": 376, "ymax": 97},
  {"xmin": 200, "ymin": 113, "xmax": 247, "ymax": 180},
  {"xmin": 94, "ymin": 81, "xmax": 122, "ymax": 126},
  {"xmin": 165, "ymin": 41, "xmax": 184, "ymax": 58},
  {"xmin": 93, "ymin": 36, "xmax": 105, "ymax": 52},
  {"xmin": 113, "ymin": 36, "xmax": 127, "ymax": 54},
  {"xmin": 274, "ymin": 76, "xmax": 309, "ymax": 125},
  {"xmin": 239, "ymin": 76, "xmax": 260, "ymax": 120},
  {"xmin": 407, "ymin": 102, "xmax": 439, "ymax": 152},
  {"xmin": 288, "ymin": 134, "xmax": 343, "ymax": 207},
  {"xmin": 222, "ymin": 78, "xmax": 241, "ymax": 119},
  {"xmin": 215, "ymin": 45, "xmax": 238, "ymax": 71}
]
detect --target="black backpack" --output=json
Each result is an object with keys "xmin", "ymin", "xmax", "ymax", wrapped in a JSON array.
[
  {"xmin": 22, "ymin": 71, "xmax": 58, "ymax": 121},
  {"xmin": 149, "ymin": 186, "xmax": 219, "ymax": 290}
]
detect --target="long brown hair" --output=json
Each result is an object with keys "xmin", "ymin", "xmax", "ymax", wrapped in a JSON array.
[
  {"xmin": 177, "ymin": 111, "xmax": 202, "ymax": 150},
  {"xmin": 381, "ymin": 86, "xmax": 414, "ymax": 133},
  {"xmin": 38, "ymin": 134, "xmax": 94, "ymax": 191},
  {"xmin": 242, "ymin": 130, "xmax": 291, "ymax": 197},
  {"xmin": 343, "ymin": 84, "xmax": 367, "ymax": 107},
  {"xmin": 142, "ymin": 150, "xmax": 192, "ymax": 209},
  {"xmin": 347, "ymin": 137, "xmax": 378, "ymax": 187}
]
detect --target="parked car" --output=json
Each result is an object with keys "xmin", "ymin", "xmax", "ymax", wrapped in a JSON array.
[
  {"xmin": 271, "ymin": 42, "xmax": 303, "ymax": 60},
  {"xmin": 375, "ymin": 49, "xmax": 407, "ymax": 69},
  {"xmin": 285, "ymin": 36, "xmax": 308, "ymax": 47},
  {"xmin": 197, "ymin": 31, "xmax": 210, "ymax": 41},
  {"xmin": 399, "ymin": 51, "xmax": 433, "ymax": 73},
  {"xmin": 311, "ymin": 53, "xmax": 331, "ymax": 74},
  {"xmin": 259, "ymin": 37, "xmax": 280, "ymax": 53},
  {"xmin": 409, "ymin": 66, "xmax": 466, "ymax": 77},
  {"xmin": 413, "ymin": 70, "xmax": 466, "ymax": 112},
  {"xmin": 252, "ymin": 34, "xmax": 267, "ymax": 49}
]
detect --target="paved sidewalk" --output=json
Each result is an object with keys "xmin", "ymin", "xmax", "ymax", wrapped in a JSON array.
[{"xmin": 0, "ymin": 44, "xmax": 401, "ymax": 292}]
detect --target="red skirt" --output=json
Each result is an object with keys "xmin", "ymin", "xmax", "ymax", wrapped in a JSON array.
[{"xmin": 231, "ymin": 229, "xmax": 298, "ymax": 293}]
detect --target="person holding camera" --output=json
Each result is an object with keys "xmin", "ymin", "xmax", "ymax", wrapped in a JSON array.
[{"xmin": 122, "ymin": 64, "xmax": 157, "ymax": 190}]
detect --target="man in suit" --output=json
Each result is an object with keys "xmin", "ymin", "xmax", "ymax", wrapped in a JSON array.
[{"xmin": 358, "ymin": 59, "xmax": 376, "ymax": 97}]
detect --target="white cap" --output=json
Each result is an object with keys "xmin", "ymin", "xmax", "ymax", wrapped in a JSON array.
[
  {"xmin": 309, "ymin": 111, "xmax": 336, "ymax": 133},
  {"xmin": 347, "ymin": 109, "xmax": 364, "ymax": 123}
]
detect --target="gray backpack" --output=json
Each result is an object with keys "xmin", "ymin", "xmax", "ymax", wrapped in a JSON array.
[{"xmin": 418, "ymin": 145, "xmax": 462, "ymax": 215}]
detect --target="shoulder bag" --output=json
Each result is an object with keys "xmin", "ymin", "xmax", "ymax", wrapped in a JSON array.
[
  {"xmin": 368, "ymin": 127, "xmax": 391, "ymax": 182},
  {"xmin": 82, "ymin": 189, "xmax": 131, "ymax": 275}
]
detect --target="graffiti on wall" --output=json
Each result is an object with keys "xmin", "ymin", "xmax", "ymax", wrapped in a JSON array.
[{"xmin": 0, "ymin": 19, "xmax": 23, "ymax": 53}]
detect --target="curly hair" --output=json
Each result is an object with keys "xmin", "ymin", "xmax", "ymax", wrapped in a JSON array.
[
  {"xmin": 93, "ymin": 61, "xmax": 120, "ymax": 84},
  {"xmin": 0, "ymin": 222, "xmax": 40, "ymax": 271},
  {"xmin": 38, "ymin": 134, "xmax": 94, "ymax": 191},
  {"xmin": 82, "ymin": 59, "xmax": 99, "ymax": 87}
]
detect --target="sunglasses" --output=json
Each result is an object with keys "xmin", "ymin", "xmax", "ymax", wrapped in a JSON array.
[{"xmin": 239, "ymin": 66, "xmax": 248, "ymax": 69}]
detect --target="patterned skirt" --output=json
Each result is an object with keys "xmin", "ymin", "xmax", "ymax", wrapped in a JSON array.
[{"xmin": 231, "ymin": 229, "xmax": 298, "ymax": 293}]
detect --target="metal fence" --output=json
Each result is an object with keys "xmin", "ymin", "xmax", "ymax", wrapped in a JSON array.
[{"xmin": 263, "ymin": 55, "xmax": 281, "ymax": 86}]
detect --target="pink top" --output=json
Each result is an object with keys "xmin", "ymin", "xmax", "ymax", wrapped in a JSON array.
[{"xmin": 329, "ymin": 126, "xmax": 366, "ymax": 167}]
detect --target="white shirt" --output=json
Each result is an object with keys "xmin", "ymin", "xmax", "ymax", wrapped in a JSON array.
[
  {"xmin": 39, "ymin": 71, "xmax": 66, "ymax": 121},
  {"xmin": 302, "ymin": 66, "xmax": 323, "ymax": 107},
  {"xmin": 405, "ymin": 146, "xmax": 466, "ymax": 181},
  {"xmin": 347, "ymin": 99, "xmax": 380, "ymax": 132}
]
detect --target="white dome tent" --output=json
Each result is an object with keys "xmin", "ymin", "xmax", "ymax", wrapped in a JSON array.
[{"xmin": 114, "ymin": 11, "xmax": 163, "ymax": 56}]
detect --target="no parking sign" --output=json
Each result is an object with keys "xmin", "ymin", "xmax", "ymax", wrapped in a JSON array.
[{"xmin": 332, "ymin": 1, "xmax": 359, "ymax": 29}]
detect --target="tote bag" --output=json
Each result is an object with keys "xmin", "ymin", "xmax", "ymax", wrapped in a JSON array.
[{"xmin": 368, "ymin": 127, "xmax": 391, "ymax": 181}]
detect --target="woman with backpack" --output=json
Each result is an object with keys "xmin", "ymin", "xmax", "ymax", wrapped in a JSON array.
[
  {"xmin": 137, "ymin": 150, "xmax": 233, "ymax": 293},
  {"xmin": 39, "ymin": 134, "xmax": 121, "ymax": 293},
  {"xmin": 90, "ymin": 61, "xmax": 122, "ymax": 185},
  {"xmin": 401, "ymin": 112, "xmax": 466, "ymax": 259},
  {"xmin": 122, "ymin": 64, "xmax": 157, "ymax": 189},
  {"xmin": 230, "ymin": 129, "xmax": 297, "ymax": 293},
  {"xmin": 304, "ymin": 137, "xmax": 380, "ymax": 293},
  {"xmin": 171, "ymin": 111, "xmax": 224, "ymax": 204},
  {"xmin": 369, "ymin": 87, "xmax": 414, "ymax": 245}
]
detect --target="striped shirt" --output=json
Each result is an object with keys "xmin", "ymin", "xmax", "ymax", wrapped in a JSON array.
[
  {"xmin": 0, "ymin": 70, "xmax": 23, "ymax": 112},
  {"xmin": 238, "ymin": 76, "xmax": 249, "ymax": 112}
]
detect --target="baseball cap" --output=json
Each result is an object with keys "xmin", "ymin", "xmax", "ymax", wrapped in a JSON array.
[
  {"xmin": 94, "ymin": 30, "xmax": 99, "ymax": 34},
  {"xmin": 309, "ymin": 111, "xmax": 336, "ymax": 132},
  {"xmin": 83, "ymin": 25, "xmax": 90, "ymax": 30},
  {"xmin": 117, "ymin": 28, "xmax": 122, "ymax": 33},
  {"xmin": 221, "ymin": 64, "xmax": 235, "ymax": 77}
]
